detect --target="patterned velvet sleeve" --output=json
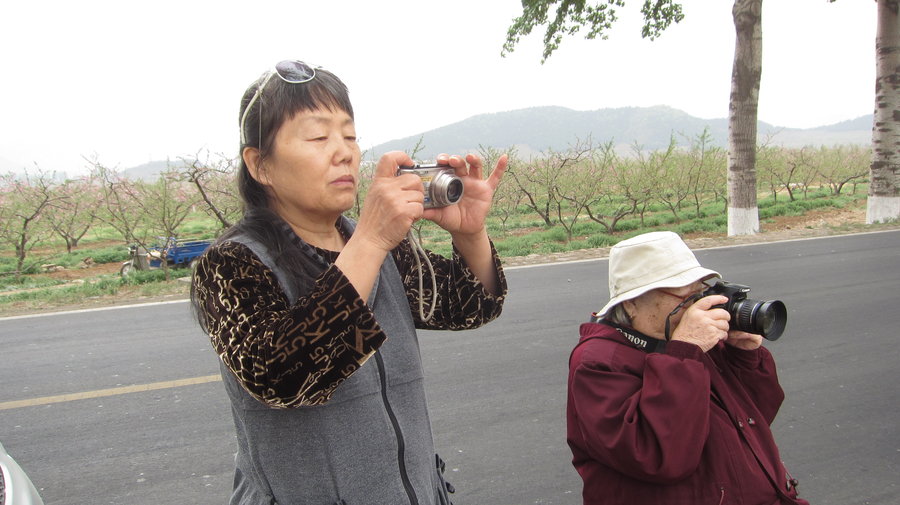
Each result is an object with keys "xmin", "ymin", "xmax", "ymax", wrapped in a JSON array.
[
  {"xmin": 192, "ymin": 241, "xmax": 386, "ymax": 408},
  {"xmin": 391, "ymin": 239, "xmax": 507, "ymax": 330}
]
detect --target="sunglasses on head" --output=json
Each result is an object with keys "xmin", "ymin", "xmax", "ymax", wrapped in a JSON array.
[{"xmin": 239, "ymin": 60, "xmax": 318, "ymax": 145}]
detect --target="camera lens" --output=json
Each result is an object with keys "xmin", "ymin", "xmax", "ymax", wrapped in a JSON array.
[
  {"xmin": 446, "ymin": 179, "xmax": 463, "ymax": 203},
  {"xmin": 732, "ymin": 298, "xmax": 787, "ymax": 341},
  {"xmin": 757, "ymin": 300, "xmax": 786, "ymax": 341},
  {"xmin": 431, "ymin": 171, "xmax": 464, "ymax": 207}
]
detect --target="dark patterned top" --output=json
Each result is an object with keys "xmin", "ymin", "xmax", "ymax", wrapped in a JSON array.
[{"xmin": 193, "ymin": 237, "xmax": 506, "ymax": 408}]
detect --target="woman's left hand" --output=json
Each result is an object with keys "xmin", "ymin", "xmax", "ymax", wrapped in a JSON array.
[
  {"xmin": 725, "ymin": 330, "xmax": 764, "ymax": 350},
  {"xmin": 423, "ymin": 153, "xmax": 508, "ymax": 237}
]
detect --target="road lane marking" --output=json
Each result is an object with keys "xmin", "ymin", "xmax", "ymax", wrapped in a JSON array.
[
  {"xmin": 0, "ymin": 299, "xmax": 189, "ymax": 322},
  {"xmin": 0, "ymin": 374, "xmax": 221, "ymax": 411}
]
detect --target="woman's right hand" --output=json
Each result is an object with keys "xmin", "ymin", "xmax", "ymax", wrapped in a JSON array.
[
  {"xmin": 670, "ymin": 295, "xmax": 731, "ymax": 352},
  {"xmin": 354, "ymin": 151, "xmax": 425, "ymax": 253}
]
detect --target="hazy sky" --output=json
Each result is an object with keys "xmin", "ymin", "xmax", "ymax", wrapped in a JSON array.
[{"xmin": 0, "ymin": 0, "xmax": 877, "ymax": 175}]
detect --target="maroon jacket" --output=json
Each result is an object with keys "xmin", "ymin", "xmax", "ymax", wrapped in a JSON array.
[{"xmin": 567, "ymin": 321, "xmax": 809, "ymax": 505}]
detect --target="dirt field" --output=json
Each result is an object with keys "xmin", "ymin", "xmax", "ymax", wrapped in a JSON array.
[{"xmin": 2, "ymin": 203, "xmax": 897, "ymax": 318}]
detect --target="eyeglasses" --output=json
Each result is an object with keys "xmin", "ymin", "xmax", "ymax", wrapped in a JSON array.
[
  {"xmin": 239, "ymin": 60, "xmax": 318, "ymax": 145},
  {"xmin": 658, "ymin": 288, "xmax": 704, "ymax": 306}
]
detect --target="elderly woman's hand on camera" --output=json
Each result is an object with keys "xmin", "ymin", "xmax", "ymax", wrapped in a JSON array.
[
  {"xmin": 725, "ymin": 330, "xmax": 764, "ymax": 351},
  {"xmin": 671, "ymin": 294, "xmax": 765, "ymax": 352},
  {"xmin": 670, "ymin": 294, "xmax": 732, "ymax": 352}
]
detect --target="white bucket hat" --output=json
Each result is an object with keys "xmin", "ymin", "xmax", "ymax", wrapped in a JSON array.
[{"xmin": 596, "ymin": 231, "xmax": 720, "ymax": 317}]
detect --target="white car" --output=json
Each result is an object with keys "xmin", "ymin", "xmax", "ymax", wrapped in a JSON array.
[{"xmin": 0, "ymin": 440, "xmax": 44, "ymax": 505}]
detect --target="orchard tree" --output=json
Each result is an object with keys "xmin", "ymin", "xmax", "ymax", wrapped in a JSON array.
[
  {"xmin": 784, "ymin": 147, "xmax": 820, "ymax": 200},
  {"xmin": 129, "ymin": 167, "xmax": 203, "ymax": 280},
  {"xmin": 646, "ymin": 137, "xmax": 690, "ymax": 221},
  {"xmin": 756, "ymin": 145, "xmax": 796, "ymax": 202},
  {"xmin": 89, "ymin": 159, "xmax": 202, "ymax": 279},
  {"xmin": 482, "ymin": 146, "xmax": 525, "ymax": 230},
  {"xmin": 866, "ymin": 0, "xmax": 900, "ymax": 223},
  {"xmin": 90, "ymin": 159, "xmax": 149, "ymax": 245},
  {"xmin": 508, "ymin": 148, "xmax": 567, "ymax": 227},
  {"xmin": 583, "ymin": 150, "xmax": 642, "ymax": 233},
  {"xmin": 502, "ymin": 0, "xmax": 765, "ymax": 235},
  {"xmin": 549, "ymin": 137, "xmax": 606, "ymax": 240},
  {"xmin": 43, "ymin": 175, "xmax": 100, "ymax": 253},
  {"xmin": 682, "ymin": 129, "xmax": 727, "ymax": 216},
  {"xmin": 597, "ymin": 152, "xmax": 655, "ymax": 229},
  {"xmin": 0, "ymin": 169, "xmax": 58, "ymax": 274},
  {"xmin": 809, "ymin": 145, "xmax": 870, "ymax": 195},
  {"xmin": 181, "ymin": 150, "xmax": 241, "ymax": 229}
]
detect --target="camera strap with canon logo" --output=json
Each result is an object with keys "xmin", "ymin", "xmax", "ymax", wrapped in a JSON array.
[{"xmin": 583, "ymin": 317, "xmax": 667, "ymax": 354}]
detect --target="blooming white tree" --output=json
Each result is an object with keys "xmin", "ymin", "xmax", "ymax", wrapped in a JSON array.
[{"xmin": 0, "ymin": 169, "xmax": 58, "ymax": 274}]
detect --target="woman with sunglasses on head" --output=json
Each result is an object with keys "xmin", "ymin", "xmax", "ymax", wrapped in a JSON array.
[
  {"xmin": 566, "ymin": 231, "xmax": 809, "ymax": 505},
  {"xmin": 191, "ymin": 60, "xmax": 508, "ymax": 505}
]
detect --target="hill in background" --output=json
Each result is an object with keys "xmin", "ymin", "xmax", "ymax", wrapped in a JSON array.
[
  {"xmin": 0, "ymin": 106, "xmax": 875, "ymax": 180},
  {"xmin": 121, "ymin": 160, "xmax": 189, "ymax": 182},
  {"xmin": 365, "ymin": 105, "xmax": 872, "ymax": 161},
  {"xmin": 110, "ymin": 105, "xmax": 871, "ymax": 179}
]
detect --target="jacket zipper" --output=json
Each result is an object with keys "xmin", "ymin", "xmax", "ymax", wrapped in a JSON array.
[{"xmin": 376, "ymin": 352, "xmax": 419, "ymax": 505}]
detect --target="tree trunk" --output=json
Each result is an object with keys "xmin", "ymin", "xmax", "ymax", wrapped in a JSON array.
[
  {"xmin": 727, "ymin": 0, "xmax": 763, "ymax": 236},
  {"xmin": 867, "ymin": 0, "xmax": 900, "ymax": 223}
]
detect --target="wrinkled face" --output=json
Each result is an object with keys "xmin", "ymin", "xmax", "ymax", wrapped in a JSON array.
[
  {"xmin": 624, "ymin": 280, "xmax": 708, "ymax": 339},
  {"xmin": 250, "ymin": 107, "xmax": 361, "ymax": 223}
]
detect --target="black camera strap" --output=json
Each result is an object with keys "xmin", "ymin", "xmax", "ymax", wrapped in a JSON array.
[
  {"xmin": 664, "ymin": 292, "xmax": 704, "ymax": 341},
  {"xmin": 586, "ymin": 318, "xmax": 667, "ymax": 354}
]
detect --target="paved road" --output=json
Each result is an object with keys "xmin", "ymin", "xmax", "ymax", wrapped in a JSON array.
[{"xmin": 1, "ymin": 230, "xmax": 897, "ymax": 505}]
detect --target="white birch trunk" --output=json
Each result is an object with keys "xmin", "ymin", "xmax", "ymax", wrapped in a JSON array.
[
  {"xmin": 867, "ymin": 0, "xmax": 900, "ymax": 224},
  {"xmin": 727, "ymin": 0, "xmax": 763, "ymax": 236}
]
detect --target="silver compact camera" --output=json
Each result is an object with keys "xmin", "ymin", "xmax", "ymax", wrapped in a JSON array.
[{"xmin": 397, "ymin": 163, "xmax": 464, "ymax": 208}]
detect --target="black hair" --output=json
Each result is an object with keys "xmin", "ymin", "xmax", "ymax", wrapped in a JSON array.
[
  {"xmin": 237, "ymin": 67, "xmax": 354, "ymax": 211},
  {"xmin": 191, "ymin": 66, "xmax": 355, "ymax": 331}
]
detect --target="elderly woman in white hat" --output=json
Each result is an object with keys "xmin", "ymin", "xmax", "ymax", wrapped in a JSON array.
[{"xmin": 566, "ymin": 231, "xmax": 808, "ymax": 505}]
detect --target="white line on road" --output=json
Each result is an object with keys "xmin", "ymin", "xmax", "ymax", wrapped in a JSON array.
[{"xmin": 0, "ymin": 374, "xmax": 221, "ymax": 411}]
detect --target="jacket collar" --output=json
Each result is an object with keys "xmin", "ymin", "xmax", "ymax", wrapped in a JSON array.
[{"xmin": 578, "ymin": 320, "xmax": 668, "ymax": 354}]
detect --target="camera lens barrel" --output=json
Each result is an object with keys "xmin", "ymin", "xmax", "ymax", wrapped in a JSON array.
[
  {"xmin": 704, "ymin": 281, "xmax": 787, "ymax": 341},
  {"xmin": 731, "ymin": 298, "xmax": 787, "ymax": 341},
  {"xmin": 429, "ymin": 171, "xmax": 464, "ymax": 207},
  {"xmin": 398, "ymin": 164, "xmax": 464, "ymax": 208}
]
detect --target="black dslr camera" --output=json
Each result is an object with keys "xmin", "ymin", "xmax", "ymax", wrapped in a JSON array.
[
  {"xmin": 397, "ymin": 163, "xmax": 464, "ymax": 208},
  {"xmin": 703, "ymin": 281, "xmax": 787, "ymax": 341}
]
